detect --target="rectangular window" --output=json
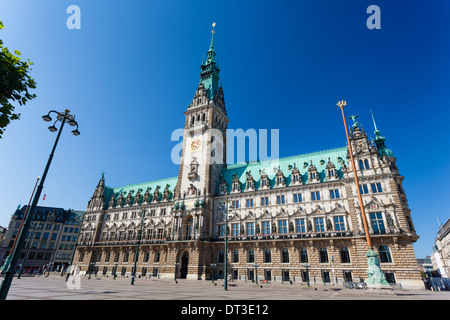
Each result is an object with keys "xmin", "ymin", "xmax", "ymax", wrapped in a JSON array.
[
  {"xmin": 231, "ymin": 223, "xmax": 240, "ymax": 237},
  {"xmin": 246, "ymin": 222, "xmax": 255, "ymax": 236},
  {"xmin": 218, "ymin": 224, "xmax": 225, "ymax": 237},
  {"xmin": 330, "ymin": 189, "xmax": 340, "ymax": 199},
  {"xmin": 277, "ymin": 195, "xmax": 285, "ymax": 204},
  {"xmin": 334, "ymin": 216, "xmax": 345, "ymax": 231},
  {"xmin": 370, "ymin": 182, "xmax": 383, "ymax": 193},
  {"xmin": 370, "ymin": 212, "xmax": 386, "ymax": 234},
  {"xmin": 262, "ymin": 221, "xmax": 271, "ymax": 235},
  {"xmin": 359, "ymin": 184, "xmax": 369, "ymax": 194},
  {"xmin": 278, "ymin": 220, "xmax": 288, "ymax": 234},
  {"xmin": 376, "ymin": 182, "xmax": 383, "ymax": 193},
  {"xmin": 314, "ymin": 217, "xmax": 324, "ymax": 232},
  {"xmin": 246, "ymin": 199, "xmax": 254, "ymax": 208},
  {"xmin": 293, "ymin": 193, "xmax": 302, "ymax": 203},
  {"xmin": 232, "ymin": 200, "xmax": 239, "ymax": 209},
  {"xmin": 295, "ymin": 219, "xmax": 305, "ymax": 233},
  {"xmin": 311, "ymin": 191, "xmax": 320, "ymax": 201},
  {"xmin": 261, "ymin": 196, "xmax": 269, "ymax": 206}
]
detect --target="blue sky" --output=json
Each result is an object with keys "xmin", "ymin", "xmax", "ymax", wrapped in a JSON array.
[{"xmin": 0, "ymin": 0, "xmax": 449, "ymax": 259}]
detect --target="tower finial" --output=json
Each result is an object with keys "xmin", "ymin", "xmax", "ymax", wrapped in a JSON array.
[
  {"xmin": 209, "ymin": 22, "xmax": 216, "ymax": 51},
  {"xmin": 370, "ymin": 109, "xmax": 380, "ymax": 136}
]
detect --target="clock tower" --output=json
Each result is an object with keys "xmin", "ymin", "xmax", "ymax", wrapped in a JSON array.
[{"xmin": 175, "ymin": 25, "xmax": 229, "ymax": 206}]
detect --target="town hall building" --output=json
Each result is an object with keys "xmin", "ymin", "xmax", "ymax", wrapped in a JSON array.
[{"xmin": 73, "ymin": 29, "xmax": 423, "ymax": 289}]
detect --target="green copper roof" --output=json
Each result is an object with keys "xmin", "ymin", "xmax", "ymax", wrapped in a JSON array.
[
  {"xmin": 220, "ymin": 147, "xmax": 348, "ymax": 194},
  {"xmin": 105, "ymin": 176, "xmax": 178, "ymax": 206}
]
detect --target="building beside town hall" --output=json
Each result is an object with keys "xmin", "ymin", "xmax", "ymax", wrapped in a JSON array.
[
  {"xmin": 0, "ymin": 206, "xmax": 84, "ymax": 273},
  {"xmin": 431, "ymin": 218, "xmax": 450, "ymax": 278},
  {"xmin": 73, "ymin": 31, "xmax": 423, "ymax": 289}
]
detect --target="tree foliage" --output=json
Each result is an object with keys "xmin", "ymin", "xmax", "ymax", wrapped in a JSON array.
[{"xmin": 0, "ymin": 21, "xmax": 37, "ymax": 138}]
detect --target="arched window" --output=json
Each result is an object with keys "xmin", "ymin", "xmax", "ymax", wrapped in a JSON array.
[
  {"xmin": 378, "ymin": 245, "xmax": 392, "ymax": 263},
  {"xmin": 300, "ymin": 248, "xmax": 308, "ymax": 263},
  {"xmin": 248, "ymin": 249, "xmax": 255, "ymax": 263},
  {"xmin": 281, "ymin": 248, "xmax": 289, "ymax": 263},
  {"xmin": 340, "ymin": 247, "xmax": 351, "ymax": 263},
  {"xmin": 218, "ymin": 249, "xmax": 224, "ymax": 263},
  {"xmin": 264, "ymin": 249, "xmax": 272, "ymax": 263},
  {"xmin": 319, "ymin": 247, "xmax": 328, "ymax": 263}
]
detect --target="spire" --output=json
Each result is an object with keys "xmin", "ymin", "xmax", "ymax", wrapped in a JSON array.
[
  {"xmin": 209, "ymin": 22, "xmax": 216, "ymax": 53},
  {"xmin": 200, "ymin": 22, "xmax": 220, "ymax": 100},
  {"xmin": 206, "ymin": 22, "xmax": 216, "ymax": 63},
  {"xmin": 370, "ymin": 109, "xmax": 381, "ymax": 138},
  {"xmin": 370, "ymin": 109, "xmax": 393, "ymax": 158}
]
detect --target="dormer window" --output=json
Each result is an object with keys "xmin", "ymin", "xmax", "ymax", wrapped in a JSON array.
[
  {"xmin": 218, "ymin": 175, "xmax": 227, "ymax": 195},
  {"xmin": 326, "ymin": 158, "xmax": 338, "ymax": 181},
  {"xmin": 245, "ymin": 171, "xmax": 255, "ymax": 191},
  {"xmin": 359, "ymin": 159, "xmax": 370, "ymax": 170},
  {"xmin": 275, "ymin": 167, "xmax": 286, "ymax": 187},
  {"xmin": 259, "ymin": 169, "xmax": 269, "ymax": 189},
  {"xmin": 232, "ymin": 173, "xmax": 240, "ymax": 193},
  {"xmin": 307, "ymin": 161, "xmax": 320, "ymax": 183}
]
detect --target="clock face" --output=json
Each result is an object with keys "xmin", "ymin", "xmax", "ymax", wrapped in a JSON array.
[
  {"xmin": 190, "ymin": 138, "xmax": 202, "ymax": 152},
  {"xmin": 357, "ymin": 142, "xmax": 363, "ymax": 149}
]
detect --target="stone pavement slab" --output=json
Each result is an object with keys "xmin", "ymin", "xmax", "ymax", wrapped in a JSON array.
[{"xmin": 3, "ymin": 275, "xmax": 450, "ymax": 301}]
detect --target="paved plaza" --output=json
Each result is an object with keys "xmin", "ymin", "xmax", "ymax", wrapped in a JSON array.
[{"xmin": 3, "ymin": 275, "xmax": 450, "ymax": 300}]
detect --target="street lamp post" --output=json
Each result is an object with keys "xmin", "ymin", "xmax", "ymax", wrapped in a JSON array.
[
  {"xmin": 253, "ymin": 264, "xmax": 259, "ymax": 285},
  {"xmin": 303, "ymin": 263, "xmax": 310, "ymax": 287},
  {"xmin": 210, "ymin": 263, "xmax": 216, "ymax": 283},
  {"xmin": 113, "ymin": 262, "xmax": 119, "ymax": 280},
  {"xmin": 174, "ymin": 262, "xmax": 179, "ymax": 283},
  {"xmin": 131, "ymin": 209, "xmax": 146, "ymax": 285},
  {"xmin": 337, "ymin": 100, "xmax": 389, "ymax": 287},
  {"xmin": 0, "ymin": 109, "xmax": 80, "ymax": 300},
  {"xmin": 88, "ymin": 262, "xmax": 95, "ymax": 279},
  {"xmin": 220, "ymin": 198, "xmax": 231, "ymax": 291},
  {"xmin": 331, "ymin": 255, "xmax": 336, "ymax": 287}
]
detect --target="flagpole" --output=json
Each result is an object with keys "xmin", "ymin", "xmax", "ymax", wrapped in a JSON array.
[{"xmin": 337, "ymin": 100, "xmax": 389, "ymax": 288}]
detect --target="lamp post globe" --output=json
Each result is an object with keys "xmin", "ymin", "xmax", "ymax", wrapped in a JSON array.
[{"xmin": 0, "ymin": 109, "xmax": 80, "ymax": 300}]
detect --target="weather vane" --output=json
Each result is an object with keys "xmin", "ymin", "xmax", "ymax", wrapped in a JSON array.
[{"xmin": 212, "ymin": 22, "xmax": 216, "ymax": 33}]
